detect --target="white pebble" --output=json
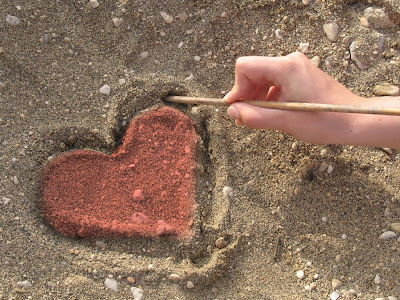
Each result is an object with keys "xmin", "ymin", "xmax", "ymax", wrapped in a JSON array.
[
  {"xmin": 364, "ymin": 7, "xmax": 395, "ymax": 28},
  {"xmin": 17, "ymin": 280, "xmax": 32, "ymax": 287},
  {"xmin": 221, "ymin": 11, "xmax": 227, "ymax": 18},
  {"xmin": 374, "ymin": 83, "xmax": 399, "ymax": 96},
  {"xmin": 194, "ymin": 56, "xmax": 201, "ymax": 62},
  {"xmin": 299, "ymin": 42, "xmax": 309, "ymax": 53},
  {"xmin": 139, "ymin": 51, "xmax": 149, "ymax": 59},
  {"xmin": 296, "ymin": 270, "xmax": 305, "ymax": 280},
  {"xmin": 319, "ymin": 162, "xmax": 328, "ymax": 172},
  {"xmin": 160, "ymin": 11, "xmax": 173, "ymax": 24},
  {"xmin": 131, "ymin": 287, "xmax": 143, "ymax": 300},
  {"xmin": 169, "ymin": 273, "xmax": 181, "ymax": 283},
  {"xmin": 332, "ymin": 278, "xmax": 342, "ymax": 289},
  {"xmin": 89, "ymin": 0, "xmax": 99, "ymax": 8},
  {"xmin": 112, "ymin": 17, "xmax": 123, "ymax": 27},
  {"xmin": 310, "ymin": 56, "xmax": 320, "ymax": 67},
  {"xmin": 341, "ymin": 233, "xmax": 347, "ymax": 239},
  {"xmin": 275, "ymin": 29, "xmax": 283, "ymax": 40},
  {"xmin": 323, "ymin": 22, "xmax": 339, "ymax": 42},
  {"xmin": 95, "ymin": 240, "xmax": 106, "ymax": 248},
  {"xmin": 184, "ymin": 73, "xmax": 194, "ymax": 81},
  {"xmin": 374, "ymin": 273, "xmax": 381, "ymax": 285},
  {"xmin": 388, "ymin": 297, "xmax": 398, "ymax": 300},
  {"xmin": 322, "ymin": 216, "xmax": 327, "ymax": 222},
  {"xmin": 99, "ymin": 84, "xmax": 111, "ymax": 96},
  {"xmin": 302, "ymin": 0, "xmax": 312, "ymax": 4},
  {"xmin": 330, "ymin": 291, "xmax": 340, "ymax": 300},
  {"xmin": 178, "ymin": 41, "xmax": 184, "ymax": 48},
  {"xmin": 119, "ymin": 78, "xmax": 126, "ymax": 85},
  {"xmin": 6, "ymin": 15, "xmax": 20, "ymax": 26},
  {"xmin": 222, "ymin": 186, "xmax": 234, "ymax": 199},
  {"xmin": 379, "ymin": 231, "xmax": 397, "ymax": 239},
  {"xmin": 320, "ymin": 149, "xmax": 327, "ymax": 156},
  {"xmin": 104, "ymin": 278, "xmax": 117, "ymax": 292},
  {"xmin": 2, "ymin": 197, "xmax": 10, "ymax": 205},
  {"xmin": 13, "ymin": 175, "xmax": 19, "ymax": 185},
  {"xmin": 187, "ymin": 281, "xmax": 195, "ymax": 289}
]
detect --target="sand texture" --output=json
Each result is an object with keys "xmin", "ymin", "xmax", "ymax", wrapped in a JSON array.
[{"xmin": 1, "ymin": 0, "xmax": 400, "ymax": 299}]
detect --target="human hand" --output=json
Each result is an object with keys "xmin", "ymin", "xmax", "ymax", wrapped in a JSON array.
[{"xmin": 224, "ymin": 52, "xmax": 362, "ymax": 145}]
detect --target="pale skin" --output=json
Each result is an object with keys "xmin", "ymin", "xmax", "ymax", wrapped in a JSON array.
[{"xmin": 224, "ymin": 52, "xmax": 400, "ymax": 150}]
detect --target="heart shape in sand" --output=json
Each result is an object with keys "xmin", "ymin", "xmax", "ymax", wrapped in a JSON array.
[{"xmin": 42, "ymin": 107, "xmax": 198, "ymax": 238}]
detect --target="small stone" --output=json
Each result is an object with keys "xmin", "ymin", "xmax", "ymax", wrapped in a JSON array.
[
  {"xmin": 2, "ymin": 197, "xmax": 10, "ymax": 205},
  {"xmin": 95, "ymin": 240, "xmax": 106, "ymax": 249},
  {"xmin": 178, "ymin": 41, "xmax": 184, "ymax": 48},
  {"xmin": 341, "ymin": 233, "xmax": 347, "ymax": 239},
  {"xmin": 360, "ymin": 16, "xmax": 370, "ymax": 27},
  {"xmin": 156, "ymin": 220, "xmax": 175, "ymax": 236},
  {"xmin": 139, "ymin": 51, "xmax": 149, "ymax": 60},
  {"xmin": 323, "ymin": 23, "xmax": 339, "ymax": 42},
  {"xmin": 119, "ymin": 78, "xmax": 126, "ymax": 85},
  {"xmin": 310, "ymin": 56, "xmax": 320, "ymax": 67},
  {"xmin": 275, "ymin": 29, "xmax": 283, "ymax": 40},
  {"xmin": 388, "ymin": 297, "xmax": 397, "ymax": 300},
  {"xmin": 379, "ymin": 231, "xmax": 397, "ymax": 239},
  {"xmin": 187, "ymin": 281, "xmax": 194, "ymax": 289},
  {"xmin": 374, "ymin": 83, "xmax": 399, "ymax": 96},
  {"xmin": 104, "ymin": 278, "xmax": 118, "ymax": 292},
  {"xmin": 302, "ymin": 0, "xmax": 312, "ymax": 5},
  {"xmin": 13, "ymin": 175, "xmax": 19, "ymax": 185},
  {"xmin": 319, "ymin": 162, "xmax": 328, "ymax": 172},
  {"xmin": 382, "ymin": 147, "xmax": 393, "ymax": 155},
  {"xmin": 99, "ymin": 84, "xmax": 111, "ymax": 96},
  {"xmin": 299, "ymin": 42, "xmax": 309, "ymax": 53},
  {"xmin": 327, "ymin": 165, "xmax": 334, "ymax": 174},
  {"xmin": 89, "ymin": 0, "xmax": 99, "ymax": 8},
  {"xmin": 17, "ymin": 280, "xmax": 32, "ymax": 287},
  {"xmin": 222, "ymin": 186, "xmax": 234, "ymax": 199},
  {"xmin": 169, "ymin": 273, "xmax": 181, "ymax": 283},
  {"xmin": 374, "ymin": 273, "xmax": 381, "ymax": 285},
  {"xmin": 131, "ymin": 287, "xmax": 143, "ymax": 300},
  {"xmin": 320, "ymin": 149, "xmax": 327, "ymax": 156},
  {"xmin": 384, "ymin": 207, "xmax": 392, "ymax": 217},
  {"xmin": 390, "ymin": 223, "xmax": 400, "ymax": 233},
  {"xmin": 330, "ymin": 291, "xmax": 340, "ymax": 300},
  {"xmin": 0, "ymin": 82, "xmax": 6, "ymax": 89},
  {"xmin": 133, "ymin": 189, "xmax": 144, "ymax": 201},
  {"xmin": 221, "ymin": 11, "xmax": 227, "ymax": 18},
  {"xmin": 364, "ymin": 7, "xmax": 395, "ymax": 28},
  {"xmin": 215, "ymin": 237, "xmax": 228, "ymax": 249},
  {"xmin": 184, "ymin": 73, "xmax": 194, "ymax": 81},
  {"xmin": 112, "ymin": 17, "xmax": 123, "ymax": 27},
  {"xmin": 332, "ymin": 279, "xmax": 342, "ymax": 290},
  {"xmin": 194, "ymin": 56, "xmax": 201, "ymax": 62},
  {"xmin": 322, "ymin": 217, "xmax": 327, "ymax": 222},
  {"xmin": 177, "ymin": 13, "xmax": 188, "ymax": 22},
  {"xmin": 127, "ymin": 276, "xmax": 135, "ymax": 284},
  {"xmin": 296, "ymin": 270, "xmax": 305, "ymax": 280},
  {"xmin": 6, "ymin": 15, "xmax": 20, "ymax": 26},
  {"xmin": 160, "ymin": 12, "xmax": 173, "ymax": 24}
]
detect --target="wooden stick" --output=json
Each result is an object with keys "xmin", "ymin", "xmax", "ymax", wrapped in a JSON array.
[{"xmin": 165, "ymin": 96, "xmax": 400, "ymax": 116}]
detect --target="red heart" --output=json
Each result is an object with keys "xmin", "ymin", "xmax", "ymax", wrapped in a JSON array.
[{"xmin": 42, "ymin": 107, "xmax": 197, "ymax": 238}]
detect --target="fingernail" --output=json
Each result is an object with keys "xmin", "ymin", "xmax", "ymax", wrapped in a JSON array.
[
  {"xmin": 227, "ymin": 105, "xmax": 239, "ymax": 120},
  {"xmin": 223, "ymin": 91, "xmax": 231, "ymax": 102}
]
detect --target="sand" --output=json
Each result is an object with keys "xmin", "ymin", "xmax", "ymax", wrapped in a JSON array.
[{"xmin": 1, "ymin": 0, "xmax": 400, "ymax": 299}]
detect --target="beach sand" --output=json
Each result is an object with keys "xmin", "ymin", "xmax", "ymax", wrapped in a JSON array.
[{"xmin": 1, "ymin": 0, "xmax": 400, "ymax": 299}]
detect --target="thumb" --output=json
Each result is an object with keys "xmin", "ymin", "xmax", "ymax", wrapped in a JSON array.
[{"xmin": 227, "ymin": 102, "xmax": 290, "ymax": 131}]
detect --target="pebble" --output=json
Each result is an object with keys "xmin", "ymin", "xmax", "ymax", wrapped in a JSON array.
[
  {"xmin": 184, "ymin": 73, "xmax": 194, "ymax": 81},
  {"xmin": 178, "ymin": 42, "xmax": 184, "ymax": 48},
  {"xmin": 349, "ymin": 41, "xmax": 368, "ymax": 70},
  {"xmin": 384, "ymin": 207, "xmax": 392, "ymax": 217},
  {"xmin": 119, "ymin": 78, "xmax": 126, "ymax": 85},
  {"xmin": 322, "ymin": 217, "xmax": 327, "ymax": 222},
  {"xmin": 390, "ymin": 223, "xmax": 400, "ymax": 233},
  {"xmin": 215, "ymin": 237, "xmax": 228, "ymax": 249},
  {"xmin": 275, "ymin": 29, "xmax": 283, "ymax": 40},
  {"xmin": 332, "ymin": 279, "xmax": 342, "ymax": 289},
  {"xmin": 160, "ymin": 12, "xmax": 173, "ymax": 24},
  {"xmin": 0, "ymin": 82, "xmax": 6, "ymax": 89},
  {"xmin": 95, "ymin": 240, "xmax": 106, "ymax": 249},
  {"xmin": 388, "ymin": 297, "xmax": 398, "ymax": 300},
  {"xmin": 99, "ymin": 84, "xmax": 111, "ymax": 96},
  {"xmin": 341, "ymin": 233, "xmax": 347, "ymax": 239},
  {"xmin": 296, "ymin": 270, "xmax": 305, "ymax": 280},
  {"xmin": 112, "ymin": 17, "xmax": 123, "ymax": 27},
  {"xmin": 221, "ymin": 11, "xmax": 228, "ymax": 18},
  {"xmin": 133, "ymin": 189, "xmax": 144, "ymax": 201},
  {"xmin": 156, "ymin": 220, "xmax": 175, "ymax": 235},
  {"xmin": 222, "ymin": 186, "xmax": 234, "ymax": 199},
  {"xmin": 169, "ymin": 273, "xmax": 181, "ymax": 283},
  {"xmin": 17, "ymin": 280, "xmax": 32, "ymax": 287},
  {"xmin": 360, "ymin": 16, "xmax": 369, "ymax": 27},
  {"xmin": 374, "ymin": 273, "xmax": 381, "ymax": 285},
  {"xmin": 2, "ymin": 197, "xmax": 10, "ymax": 205},
  {"xmin": 310, "ymin": 56, "xmax": 320, "ymax": 67},
  {"xmin": 194, "ymin": 56, "xmax": 201, "ymax": 62},
  {"xmin": 302, "ymin": 0, "xmax": 312, "ymax": 5},
  {"xmin": 131, "ymin": 287, "xmax": 143, "ymax": 300},
  {"xmin": 6, "ymin": 15, "xmax": 20, "ymax": 26},
  {"xmin": 374, "ymin": 83, "xmax": 399, "ymax": 96},
  {"xmin": 104, "ymin": 278, "xmax": 118, "ymax": 292},
  {"xmin": 127, "ymin": 276, "xmax": 135, "ymax": 284},
  {"xmin": 379, "ymin": 231, "xmax": 397, "ymax": 239},
  {"xmin": 327, "ymin": 165, "xmax": 334, "ymax": 174},
  {"xmin": 13, "ymin": 175, "xmax": 19, "ymax": 185},
  {"xmin": 177, "ymin": 13, "xmax": 188, "ymax": 22},
  {"xmin": 323, "ymin": 23, "xmax": 339, "ymax": 42},
  {"xmin": 89, "ymin": 0, "xmax": 99, "ymax": 8},
  {"xmin": 330, "ymin": 292, "xmax": 340, "ymax": 300},
  {"xmin": 364, "ymin": 7, "xmax": 394, "ymax": 28},
  {"xmin": 139, "ymin": 51, "xmax": 149, "ymax": 59},
  {"xmin": 382, "ymin": 147, "xmax": 393, "ymax": 155},
  {"xmin": 319, "ymin": 162, "xmax": 328, "ymax": 172},
  {"xmin": 187, "ymin": 281, "xmax": 195, "ymax": 289},
  {"xmin": 299, "ymin": 42, "xmax": 309, "ymax": 53}
]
